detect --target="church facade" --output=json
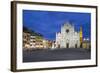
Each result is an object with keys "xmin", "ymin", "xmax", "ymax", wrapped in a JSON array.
[{"xmin": 55, "ymin": 22, "xmax": 82, "ymax": 48}]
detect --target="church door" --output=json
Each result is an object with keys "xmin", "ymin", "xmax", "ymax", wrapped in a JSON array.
[
  {"xmin": 58, "ymin": 44, "xmax": 60, "ymax": 48},
  {"xmin": 75, "ymin": 44, "xmax": 77, "ymax": 48},
  {"xmin": 80, "ymin": 43, "xmax": 82, "ymax": 48},
  {"xmin": 66, "ymin": 43, "xmax": 69, "ymax": 48}
]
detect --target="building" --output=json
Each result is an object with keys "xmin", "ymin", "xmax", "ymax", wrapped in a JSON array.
[
  {"xmin": 29, "ymin": 34, "xmax": 44, "ymax": 49},
  {"xmin": 80, "ymin": 27, "xmax": 83, "ymax": 48},
  {"xmin": 23, "ymin": 32, "xmax": 31, "ymax": 49},
  {"xmin": 55, "ymin": 22, "xmax": 82, "ymax": 48},
  {"xmin": 30, "ymin": 35, "xmax": 36, "ymax": 48},
  {"xmin": 23, "ymin": 23, "xmax": 91, "ymax": 50},
  {"xmin": 23, "ymin": 26, "xmax": 44, "ymax": 50},
  {"xmin": 23, "ymin": 27, "xmax": 52, "ymax": 50},
  {"xmin": 43, "ymin": 39, "xmax": 52, "ymax": 49},
  {"xmin": 82, "ymin": 38, "xmax": 91, "ymax": 49}
]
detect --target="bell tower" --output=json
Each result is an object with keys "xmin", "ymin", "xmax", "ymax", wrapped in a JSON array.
[{"xmin": 80, "ymin": 26, "xmax": 83, "ymax": 48}]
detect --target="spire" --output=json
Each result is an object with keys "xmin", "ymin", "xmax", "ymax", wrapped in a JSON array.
[{"xmin": 80, "ymin": 26, "xmax": 83, "ymax": 44}]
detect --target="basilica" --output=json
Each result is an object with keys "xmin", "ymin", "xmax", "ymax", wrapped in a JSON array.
[
  {"xmin": 55, "ymin": 22, "xmax": 83, "ymax": 48},
  {"xmin": 23, "ymin": 22, "xmax": 90, "ymax": 50}
]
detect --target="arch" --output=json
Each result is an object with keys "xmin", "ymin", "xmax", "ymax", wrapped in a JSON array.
[
  {"xmin": 66, "ymin": 43, "xmax": 69, "ymax": 48},
  {"xmin": 80, "ymin": 43, "xmax": 82, "ymax": 48},
  {"xmin": 58, "ymin": 44, "xmax": 60, "ymax": 48},
  {"xmin": 75, "ymin": 44, "xmax": 77, "ymax": 48},
  {"xmin": 66, "ymin": 39, "xmax": 69, "ymax": 48}
]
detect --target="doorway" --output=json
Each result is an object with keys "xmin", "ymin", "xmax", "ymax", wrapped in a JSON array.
[
  {"xmin": 58, "ymin": 44, "xmax": 60, "ymax": 48},
  {"xmin": 66, "ymin": 43, "xmax": 69, "ymax": 48},
  {"xmin": 75, "ymin": 44, "xmax": 77, "ymax": 48},
  {"xmin": 80, "ymin": 43, "xmax": 82, "ymax": 48}
]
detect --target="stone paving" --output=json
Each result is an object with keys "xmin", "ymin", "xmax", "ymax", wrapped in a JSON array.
[{"xmin": 23, "ymin": 48, "xmax": 91, "ymax": 62}]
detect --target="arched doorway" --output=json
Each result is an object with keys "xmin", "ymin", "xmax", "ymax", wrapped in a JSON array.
[
  {"xmin": 75, "ymin": 44, "xmax": 77, "ymax": 48},
  {"xmin": 80, "ymin": 43, "xmax": 82, "ymax": 48},
  {"xmin": 66, "ymin": 43, "xmax": 69, "ymax": 48},
  {"xmin": 58, "ymin": 44, "xmax": 60, "ymax": 48}
]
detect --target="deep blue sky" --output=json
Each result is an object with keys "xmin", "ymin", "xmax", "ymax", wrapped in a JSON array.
[{"xmin": 23, "ymin": 10, "xmax": 91, "ymax": 40}]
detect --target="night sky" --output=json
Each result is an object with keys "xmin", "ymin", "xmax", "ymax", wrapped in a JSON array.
[{"xmin": 23, "ymin": 10, "xmax": 91, "ymax": 40}]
